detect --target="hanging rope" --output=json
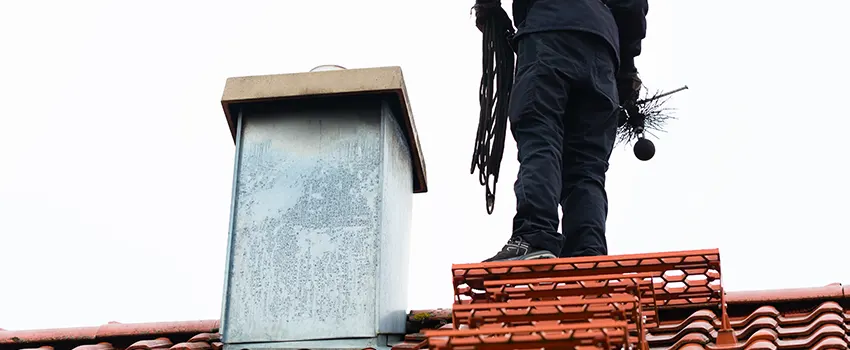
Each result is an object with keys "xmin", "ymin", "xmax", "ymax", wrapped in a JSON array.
[{"xmin": 469, "ymin": 3, "xmax": 517, "ymax": 215}]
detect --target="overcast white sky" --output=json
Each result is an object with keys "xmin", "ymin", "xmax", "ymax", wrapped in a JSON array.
[{"xmin": 1, "ymin": 0, "xmax": 848, "ymax": 331}]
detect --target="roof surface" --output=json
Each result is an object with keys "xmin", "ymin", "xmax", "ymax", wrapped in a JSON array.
[{"xmin": 2, "ymin": 284, "xmax": 848, "ymax": 350}]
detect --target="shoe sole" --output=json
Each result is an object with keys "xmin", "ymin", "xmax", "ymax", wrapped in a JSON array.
[{"xmin": 504, "ymin": 251, "xmax": 556, "ymax": 261}]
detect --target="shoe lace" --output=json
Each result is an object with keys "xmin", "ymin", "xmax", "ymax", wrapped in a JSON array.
[{"xmin": 503, "ymin": 237, "xmax": 530, "ymax": 254}]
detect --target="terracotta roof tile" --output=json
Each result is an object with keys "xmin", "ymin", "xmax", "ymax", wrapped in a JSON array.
[
  {"xmin": 1, "ymin": 285, "xmax": 847, "ymax": 350},
  {"xmin": 71, "ymin": 343, "xmax": 113, "ymax": 350},
  {"xmin": 0, "ymin": 321, "xmax": 219, "ymax": 350},
  {"xmin": 168, "ymin": 342, "xmax": 209, "ymax": 350},
  {"xmin": 726, "ymin": 283, "xmax": 846, "ymax": 304},
  {"xmin": 646, "ymin": 301, "xmax": 850, "ymax": 349},
  {"xmin": 125, "ymin": 338, "xmax": 172, "ymax": 350},
  {"xmin": 400, "ymin": 281, "xmax": 850, "ymax": 350},
  {"xmin": 184, "ymin": 335, "xmax": 217, "ymax": 344}
]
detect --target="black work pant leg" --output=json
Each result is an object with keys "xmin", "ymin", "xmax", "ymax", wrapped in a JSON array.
[
  {"xmin": 508, "ymin": 32, "xmax": 572, "ymax": 255},
  {"xmin": 558, "ymin": 33, "xmax": 620, "ymax": 258}
]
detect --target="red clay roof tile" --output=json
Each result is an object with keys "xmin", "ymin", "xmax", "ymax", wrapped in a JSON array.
[
  {"xmin": 725, "ymin": 283, "xmax": 846, "ymax": 304},
  {"xmin": 1, "ymin": 285, "xmax": 848, "ymax": 350},
  {"xmin": 405, "ymin": 281, "xmax": 849, "ymax": 350},
  {"xmin": 125, "ymin": 338, "xmax": 172, "ymax": 350},
  {"xmin": 184, "ymin": 335, "xmax": 217, "ymax": 344},
  {"xmin": 0, "ymin": 321, "xmax": 219, "ymax": 350},
  {"xmin": 646, "ymin": 300, "xmax": 850, "ymax": 349},
  {"xmin": 0, "ymin": 321, "xmax": 219, "ymax": 345},
  {"xmin": 72, "ymin": 343, "xmax": 113, "ymax": 350},
  {"xmin": 168, "ymin": 342, "xmax": 210, "ymax": 350}
]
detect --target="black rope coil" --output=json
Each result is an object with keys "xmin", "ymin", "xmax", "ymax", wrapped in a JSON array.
[{"xmin": 470, "ymin": 3, "xmax": 516, "ymax": 215}]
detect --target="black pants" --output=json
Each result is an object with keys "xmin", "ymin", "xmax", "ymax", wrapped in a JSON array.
[{"xmin": 508, "ymin": 30, "xmax": 619, "ymax": 258}]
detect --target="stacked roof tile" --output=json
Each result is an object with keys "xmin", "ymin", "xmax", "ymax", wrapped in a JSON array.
[
  {"xmin": 402, "ymin": 295, "xmax": 850, "ymax": 349},
  {"xmin": 2, "ymin": 250, "xmax": 848, "ymax": 350},
  {"xmin": 421, "ymin": 249, "xmax": 735, "ymax": 350},
  {"xmin": 401, "ymin": 249, "xmax": 850, "ymax": 349}
]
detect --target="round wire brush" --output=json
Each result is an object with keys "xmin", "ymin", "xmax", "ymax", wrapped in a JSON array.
[{"xmin": 616, "ymin": 85, "xmax": 688, "ymax": 160}]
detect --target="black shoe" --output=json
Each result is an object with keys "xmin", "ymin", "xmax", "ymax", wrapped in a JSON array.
[{"xmin": 482, "ymin": 236, "xmax": 556, "ymax": 262}]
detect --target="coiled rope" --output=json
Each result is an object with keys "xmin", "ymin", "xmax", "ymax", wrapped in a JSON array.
[{"xmin": 469, "ymin": 3, "xmax": 517, "ymax": 215}]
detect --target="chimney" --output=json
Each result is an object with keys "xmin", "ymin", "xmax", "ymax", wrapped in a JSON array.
[{"xmin": 218, "ymin": 66, "xmax": 427, "ymax": 350}]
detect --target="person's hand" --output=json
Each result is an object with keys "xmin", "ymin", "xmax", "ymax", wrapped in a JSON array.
[
  {"xmin": 474, "ymin": 0, "xmax": 505, "ymax": 32},
  {"xmin": 616, "ymin": 71, "xmax": 642, "ymax": 127},
  {"xmin": 617, "ymin": 71, "xmax": 642, "ymax": 105}
]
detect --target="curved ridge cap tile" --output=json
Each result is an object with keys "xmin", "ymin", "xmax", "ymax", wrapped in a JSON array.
[
  {"xmin": 777, "ymin": 312, "xmax": 846, "ymax": 337},
  {"xmin": 727, "ymin": 284, "xmax": 844, "ymax": 303},
  {"xmin": 775, "ymin": 324, "xmax": 847, "ymax": 348},
  {"xmin": 72, "ymin": 343, "xmax": 114, "ymax": 350},
  {"xmin": 0, "ymin": 328, "xmax": 100, "ymax": 343},
  {"xmin": 127, "ymin": 337, "xmax": 174, "ymax": 350},
  {"xmin": 210, "ymin": 342, "xmax": 223, "ymax": 350},
  {"xmin": 170, "ymin": 342, "xmax": 211, "ymax": 350},
  {"xmin": 0, "ymin": 321, "xmax": 221, "ymax": 344},
  {"xmin": 810, "ymin": 336, "xmax": 849, "ymax": 349},
  {"xmin": 187, "ymin": 333, "xmax": 221, "ymax": 343},
  {"xmin": 95, "ymin": 321, "xmax": 220, "ymax": 338},
  {"xmin": 20, "ymin": 347, "xmax": 54, "ymax": 350},
  {"xmin": 678, "ymin": 344, "xmax": 709, "ymax": 350}
]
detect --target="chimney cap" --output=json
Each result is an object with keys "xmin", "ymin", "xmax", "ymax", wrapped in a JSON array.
[{"xmin": 220, "ymin": 66, "xmax": 428, "ymax": 193}]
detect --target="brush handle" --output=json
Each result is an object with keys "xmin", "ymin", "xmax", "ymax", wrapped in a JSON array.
[{"xmin": 636, "ymin": 85, "xmax": 689, "ymax": 105}]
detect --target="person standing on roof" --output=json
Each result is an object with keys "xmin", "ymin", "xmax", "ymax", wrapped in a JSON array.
[{"xmin": 480, "ymin": 0, "xmax": 649, "ymax": 262}]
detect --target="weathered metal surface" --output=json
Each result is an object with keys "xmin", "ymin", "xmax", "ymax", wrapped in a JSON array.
[
  {"xmin": 222, "ymin": 335, "xmax": 400, "ymax": 350},
  {"xmin": 376, "ymin": 101, "xmax": 414, "ymax": 334},
  {"xmin": 220, "ymin": 97, "xmax": 412, "ymax": 346},
  {"xmin": 220, "ymin": 66, "xmax": 428, "ymax": 194}
]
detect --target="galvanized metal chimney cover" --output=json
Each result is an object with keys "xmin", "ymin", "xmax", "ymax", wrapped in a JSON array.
[{"xmin": 220, "ymin": 66, "xmax": 428, "ymax": 193}]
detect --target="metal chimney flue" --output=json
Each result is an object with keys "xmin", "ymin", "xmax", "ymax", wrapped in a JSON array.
[{"xmin": 218, "ymin": 66, "xmax": 427, "ymax": 350}]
